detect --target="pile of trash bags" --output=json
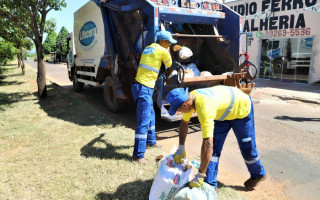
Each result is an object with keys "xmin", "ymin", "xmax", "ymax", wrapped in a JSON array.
[
  {"xmin": 175, "ymin": 46, "xmax": 213, "ymax": 78},
  {"xmin": 149, "ymin": 153, "xmax": 218, "ymax": 200}
]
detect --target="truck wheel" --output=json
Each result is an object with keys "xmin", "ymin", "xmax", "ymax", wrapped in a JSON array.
[
  {"xmin": 104, "ymin": 77, "xmax": 124, "ymax": 112},
  {"xmin": 273, "ymin": 60, "xmax": 283, "ymax": 73},
  {"xmin": 73, "ymin": 73, "xmax": 84, "ymax": 92}
]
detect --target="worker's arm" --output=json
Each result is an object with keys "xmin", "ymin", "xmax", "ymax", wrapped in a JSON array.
[
  {"xmin": 199, "ymin": 137, "xmax": 213, "ymax": 174},
  {"xmin": 179, "ymin": 119, "xmax": 189, "ymax": 145},
  {"xmin": 162, "ymin": 48, "xmax": 174, "ymax": 76},
  {"xmin": 197, "ymin": 108, "xmax": 215, "ymax": 173},
  {"xmin": 166, "ymin": 63, "xmax": 176, "ymax": 77},
  {"xmin": 189, "ymin": 136, "xmax": 213, "ymax": 188},
  {"xmin": 174, "ymin": 120, "xmax": 189, "ymax": 164}
]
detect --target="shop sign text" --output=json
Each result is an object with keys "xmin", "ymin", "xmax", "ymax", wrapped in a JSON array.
[{"xmin": 230, "ymin": 0, "xmax": 318, "ymax": 32}]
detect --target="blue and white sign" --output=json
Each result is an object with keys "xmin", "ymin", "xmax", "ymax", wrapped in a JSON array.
[
  {"xmin": 301, "ymin": 38, "xmax": 313, "ymax": 49},
  {"xmin": 79, "ymin": 21, "xmax": 97, "ymax": 47}
]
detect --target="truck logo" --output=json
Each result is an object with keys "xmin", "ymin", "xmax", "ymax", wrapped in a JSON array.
[
  {"xmin": 301, "ymin": 38, "xmax": 313, "ymax": 49},
  {"xmin": 79, "ymin": 21, "xmax": 97, "ymax": 47}
]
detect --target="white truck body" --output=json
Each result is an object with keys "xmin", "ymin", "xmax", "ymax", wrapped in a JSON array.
[{"xmin": 73, "ymin": 1, "xmax": 106, "ymax": 78}]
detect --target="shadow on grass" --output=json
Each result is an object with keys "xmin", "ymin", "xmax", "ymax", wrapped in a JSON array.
[
  {"xmin": 1, "ymin": 63, "xmax": 17, "ymax": 67},
  {"xmin": 95, "ymin": 179, "xmax": 153, "ymax": 200},
  {"xmin": 80, "ymin": 134, "xmax": 132, "ymax": 160},
  {"xmin": 36, "ymin": 83, "xmax": 121, "ymax": 127},
  {"xmin": 0, "ymin": 80, "xmax": 24, "ymax": 86},
  {"xmin": 0, "ymin": 92, "xmax": 34, "ymax": 111}
]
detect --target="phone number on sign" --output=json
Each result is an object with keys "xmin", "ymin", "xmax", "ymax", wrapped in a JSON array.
[{"xmin": 265, "ymin": 28, "xmax": 311, "ymax": 37}]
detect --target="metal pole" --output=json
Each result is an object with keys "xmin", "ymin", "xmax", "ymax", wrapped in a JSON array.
[{"xmin": 171, "ymin": 33, "xmax": 225, "ymax": 38}]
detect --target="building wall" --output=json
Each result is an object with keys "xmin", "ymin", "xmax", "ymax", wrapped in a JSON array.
[{"xmin": 225, "ymin": 0, "xmax": 320, "ymax": 84}]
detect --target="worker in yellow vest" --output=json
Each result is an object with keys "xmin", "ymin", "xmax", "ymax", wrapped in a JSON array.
[
  {"xmin": 166, "ymin": 85, "xmax": 266, "ymax": 188},
  {"xmin": 131, "ymin": 30, "xmax": 177, "ymax": 164}
]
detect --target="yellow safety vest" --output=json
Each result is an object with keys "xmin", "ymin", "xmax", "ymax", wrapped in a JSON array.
[
  {"xmin": 135, "ymin": 43, "xmax": 172, "ymax": 88},
  {"xmin": 182, "ymin": 86, "xmax": 251, "ymax": 138}
]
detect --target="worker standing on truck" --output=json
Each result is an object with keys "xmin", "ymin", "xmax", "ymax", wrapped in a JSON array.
[
  {"xmin": 166, "ymin": 85, "xmax": 266, "ymax": 189},
  {"xmin": 131, "ymin": 30, "xmax": 177, "ymax": 164}
]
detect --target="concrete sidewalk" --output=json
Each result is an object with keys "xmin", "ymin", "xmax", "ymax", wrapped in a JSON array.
[{"xmin": 251, "ymin": 79, "xmax": 320, "ymax": 104}]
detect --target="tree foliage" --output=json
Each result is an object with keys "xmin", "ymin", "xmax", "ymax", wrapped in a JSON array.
[
  {"xmin": 0, "ymin": 18, "xmax": 33, "ymax": 74},
  {"xmin": 0, "ymin": 38, "xmax": 17, "ymax": 65},
  {"xmin": 43, "ymin": 30, "xmax": 57, "ymax": 54},
  {"xmin": 0, "ymin": 0, "xmax": 66, "ymax": 98},
  {"xmin": 56, "ymin": 26, "xmax": 69, "ymax": 61}
]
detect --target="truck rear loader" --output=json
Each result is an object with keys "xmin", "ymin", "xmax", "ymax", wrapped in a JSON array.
[{"xmin": 67, "ymin": 0, "xmax": 255, "ymax": 121}]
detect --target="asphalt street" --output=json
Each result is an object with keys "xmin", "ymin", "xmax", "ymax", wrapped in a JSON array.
[{"xmin": 26, "ymin": 60, "xmax": 320, "ymax": 200}]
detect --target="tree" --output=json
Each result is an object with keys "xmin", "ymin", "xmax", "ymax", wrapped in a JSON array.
[
  {"xmin": 56, "ymin": 26, "xmax": 69, "ymax": 62},
  {"xmin": 0, "ymin": 38, "xmax": 17, "ymax": 65},
  {"xmin": 0, "ymin": 18, "xmax": 33, "ymax": 75},
  {"xmin": 0, "ymin": 0, "xmax": 66, "ymax": 98},
  {"xmin": 43, "ymin": 30, "xmax": 57, "ymax": 55}
]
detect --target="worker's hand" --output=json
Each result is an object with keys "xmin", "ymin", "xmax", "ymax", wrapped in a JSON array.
[
  {"xmin": 189, "ymin": 172, "xmax": 206, "ymax": 188},
  {"xmin": 174, "ymin": 145, "xmax": 186, "ymax": 164}
]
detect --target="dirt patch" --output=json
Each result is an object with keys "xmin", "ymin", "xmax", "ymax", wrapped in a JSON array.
[{"xmin": 218, "ymin": 169, "xmax": 291, "ymax": 200}]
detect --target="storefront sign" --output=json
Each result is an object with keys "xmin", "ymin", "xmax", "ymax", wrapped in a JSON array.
[
  {"xmin": 265, "ymin": 27, "xmax": 311, "ymax": 37},
  {"xmin": 230, "ymin": 0, "xmax": 318, "ymax": 32}
]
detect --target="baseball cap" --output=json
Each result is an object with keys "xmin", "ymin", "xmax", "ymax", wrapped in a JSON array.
[
  {"xmin": 157, "ymin": 30, "xmax": 177, "ymax": 44},
  {"xmin": 166, "ymin": 87, "xmax": 189, "ymax": 116}
]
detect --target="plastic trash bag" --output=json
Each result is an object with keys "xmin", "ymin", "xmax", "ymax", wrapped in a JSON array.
[
  {"xmin": 173, "ymin": 182, "xmax": 219, "ymax": 200},
  {"xmin": 179, "ymin": 47, "xmax": 193, "ymax": 60},
  {"xmin": 222, "ymin": 71, "xmax": 233, "ymax": 75},
  {"xmin": 200, "ymin": 71, "xmax": 213, "ymax": 77},
  {"xmin": 183, "ymin": 67, "xmax": 194, "ymax": 78},
  {"xmin": 149, "ymin": 154, "xmax": 194, "ymax": 200},
  {"xmin": 185, "ymin": 63, "xmax": 200, "ymax": 77}
]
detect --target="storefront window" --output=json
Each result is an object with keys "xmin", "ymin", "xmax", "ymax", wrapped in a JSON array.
[{"xmin": 259, "ymin": 37, "xmax": 313, "ymax": 83}]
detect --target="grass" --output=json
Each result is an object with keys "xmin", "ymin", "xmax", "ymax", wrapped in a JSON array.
[{"xmin": 0, "ymin": 62, "xmax": 247, "ymax": 200}]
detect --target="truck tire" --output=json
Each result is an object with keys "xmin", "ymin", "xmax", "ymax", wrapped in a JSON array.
[
  {"xmin": 104, "ymin": 77, "xmax": 124, "ymax": 112},
  {"xmin": 273, "ymin": 60, "xmax": 281, "ymax": 73},
  {"xmin": 73, "ymin": 72, "xmax": 84, "ymax": 92}
]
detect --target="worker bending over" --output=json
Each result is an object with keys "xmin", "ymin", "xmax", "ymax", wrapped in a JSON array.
[
  {"xmin": 132, "ymin": 30, "xmax": 177, "ymax": 164},
  {"xmin": 166, "ymin": 85, "xmax": 266, "ymax": 188}
]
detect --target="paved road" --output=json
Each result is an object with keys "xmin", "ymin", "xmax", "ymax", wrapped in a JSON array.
[{"xmin": 26, "ymin": 60, "xmax": 320, "ymax": 200}]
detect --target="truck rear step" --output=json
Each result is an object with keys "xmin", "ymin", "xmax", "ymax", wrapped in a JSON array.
[
  {"xmin": 78, "ymin": 78, "xmax": 99, "ymax": 86},
  {"xmin": 77, "ymin": 71, "xmax": 95, "ymax": 77}
]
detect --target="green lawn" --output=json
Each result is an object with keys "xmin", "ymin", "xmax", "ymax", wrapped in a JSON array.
[{"xmin": 0, "ymin": 63, "xmax": 247, "ymax": 200}]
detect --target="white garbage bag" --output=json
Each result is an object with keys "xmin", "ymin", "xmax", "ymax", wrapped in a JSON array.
[
  {"xmin": 149, "ymin": 154, "xmax": 194, "ymax": 200},
  {"xmin": 222, "ymin": 71, "xmax": 233, "ymax": 75},
  {"xmin": 183, "ymin": 67, "xmax": 194, "ymax": 78},
  {"xmin": 200, "ymin": 71, "xmax": 213, "ymax": 77},
  {"xmin": 173, "ymin": 182, "xmax": 219, "ymax": 200},
  {"xmin": 179, "ymin": 47, "xmax": 193, "ymax": 60}
]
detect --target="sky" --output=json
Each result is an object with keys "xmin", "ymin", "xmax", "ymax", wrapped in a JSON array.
[
  {"xmin": 46, "ymin": 0, "xmax": 89, "ymax": 35},
  {"xmin": 46, "ymin": 0, "xmax": 234, "ymax": 36}
]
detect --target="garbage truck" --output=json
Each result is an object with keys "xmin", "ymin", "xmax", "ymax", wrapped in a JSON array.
[{"xmin": 67, "ymin": 0, "xmax": 255, "ymax": 121}]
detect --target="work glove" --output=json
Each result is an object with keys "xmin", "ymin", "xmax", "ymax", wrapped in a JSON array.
[
  {"xmin": 173, "ymin": 145, "xmax": 186, "ymax": 164},
  {"xmin": 189, "ymin": 171, "xmax": 206, "ymax": 188}
]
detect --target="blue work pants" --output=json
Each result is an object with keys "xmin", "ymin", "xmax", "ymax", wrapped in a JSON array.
[
  {"xmin": 205, "ymin": 99, "xmax": 266, "ymax": 188},
  {"xmin": 131, "ymin": 82, "xmax": 156, "ymax": 158}
]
